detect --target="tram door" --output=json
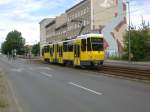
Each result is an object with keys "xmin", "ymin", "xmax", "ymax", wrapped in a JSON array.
[
  {"xmin": 55, "ymin": 44, "xmax": 58, "ymax": 62},
  {"xmin": 74, "ymin": 44, "xmax": 80, "ymax": 65},
  {"xmin": 53, "ymin": 44, "xmax": 57, "ymax": 63}
]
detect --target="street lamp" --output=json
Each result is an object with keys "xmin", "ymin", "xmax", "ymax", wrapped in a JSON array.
[{"xmin": 127, "ymin": 1, "xmax": 131, "ymax": 62}]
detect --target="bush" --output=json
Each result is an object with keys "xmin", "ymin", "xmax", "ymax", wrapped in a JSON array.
[{"xmin": 123, "ymin": 21, "xmax": 150, "ymax": 61}]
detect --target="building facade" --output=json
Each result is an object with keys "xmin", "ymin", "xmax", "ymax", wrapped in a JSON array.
[
  {"xmin": 40, "ymin": 0, "xmax": 127, "ymax": 56},
  {"xmin": 39, "ymin": 18, "xmax": 54, "ymax": 56}
]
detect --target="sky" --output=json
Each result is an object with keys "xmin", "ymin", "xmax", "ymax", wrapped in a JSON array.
[{"xmin": 0, "ymin": 0, "xmax": 150, "ymax": 46}]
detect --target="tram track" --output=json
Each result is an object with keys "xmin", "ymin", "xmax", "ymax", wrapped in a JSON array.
[
  {"xmin": 99, "ymin": 65, "xmax": 150, "ymax": 81},
  {"xmin": 28, "ymin": 59, "xmax": 150, "ymax": 82}
]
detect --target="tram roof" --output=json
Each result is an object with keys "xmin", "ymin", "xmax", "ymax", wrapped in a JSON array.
[
  {"xmin": 78, "ymin": 34, "xmax": 103, "ymax": 39},
  {"xmin": 44, "ymin": 33, "xmax": 104, "ymax": 45}
]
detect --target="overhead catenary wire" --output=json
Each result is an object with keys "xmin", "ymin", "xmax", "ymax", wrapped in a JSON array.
[
  {"xmin": 44, "ymin": 5, "xmax": 149, "ymax": 36},
  {"xmin": 43, "ymin": 0, "xmax": 149, "ymax": 37},
  {"xmin": 90, "ymin": 0, "xmax": 137, "ymax": 16},
  {"xmin": 45, "ymin": 2, "xmax": 149, "ymax": 25},
  {"xmin": 93, "ymin": 4, "xmax": 150, "ymax": 23}
]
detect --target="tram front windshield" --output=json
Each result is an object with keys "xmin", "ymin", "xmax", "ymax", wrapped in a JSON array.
[{"xmin": 91, "ymin": 38, "xmax": 103, "ymax": 51}]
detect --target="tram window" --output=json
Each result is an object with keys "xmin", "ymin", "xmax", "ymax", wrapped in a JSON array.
[
  {"xmin": 81, "ymin": 39, "xmax": 86, "ymax": 51},
  {"xmin": 54, "ymin": 45, "xmax": 56, "ymax": 52},
  {"xmin": 57, "ymin": 44, "xmax": 59, "ymax": 52},
  {"xmin": 59, "ymin": 47, "xmax": 62, "ymax": 56},
  {"xmin": 53, "ymin": 44, "xmax": 55, "ymax": 52},
  {"xmin": 91, "ymin": 38, "xmax": 104, "ymax": 51},
  {"xmin": 74, "ymin": 45, "xmax": 76, "ymax": 56},
  {"xmin": 91, "ymin": 38, "xmax": 103, "ymax": 43},
  {"xmin": 74, "ymin": 45, "xmax": 80, "ymax": 57},
  {"xmin": 92, "ymin": 43, "xmax": 103, "ymax": 51},
  {"xmin": 50, "ymin": 47, "xmax": 53, "ymax": 56},
  {"xmin": 58, "ymin": 47, "xmax": 60, "ymax": 53},
  {"xmin": 77, "ymin": 45, "xmax": 80, "ymax": 57},
  {"xmin": 68, "ymin": 44, "xmax": 73, "ymax": 52},
  {"xmin": 49, "ymin": 48, "xmax": 50, "ymax": 55},
  {"xmin": 87, "ymin": 38, "xmax": 91, "ymax": 51},
  {"xmin": 44, "ymin": 47, "xmax": 46, "ymax": 52},
  {"xmin": 42, "ymin": 48, "xmax": 44, "ymax": 56},
  {"xmin": 48, "ymin": 46, "xmax": 50, "ymax": 52},
  {"xmin": 58, "ymin": 47, "xmax": 60, "ymax": 56},
  {"xmin": 63, "ymin": 42, "xmax": 68, "ymax": 52},
  {"xmin": 43, "ymin": 47, "xmax": 45, "ymax": 52},
  {"xmin": 58, "ymin": 46, "xmax": 61, "ymax": 56},
  {"xmin": 44, "ymin": 46, "xmax": 49, "ymax": 52}
]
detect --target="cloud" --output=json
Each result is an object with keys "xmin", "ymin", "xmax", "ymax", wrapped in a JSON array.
[
  {"xmin": 0, "ymin": 0, "xmax": 11, "ymax": 5},
  {"xmin": 129, "ymin": 0, "xmax": 150, "ymax": 26},
  {"xmin": 0, "ymin": 0, "xmax": 149, "ymax": 46},
  {"xmin": 0, "ymin": 0, "xmax": 61, "ymax": 44},
  {"xmin": 0, "ymin": 28, "xmax": 6, "ymax": 31}
]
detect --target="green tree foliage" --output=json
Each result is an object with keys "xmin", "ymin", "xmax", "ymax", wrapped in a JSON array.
[
  {"xmin": 123, "ymin": 22, "xmax": 150, "ymax": 61},
  {"xmin": 1, "ymin": 30, "xmax": 25, "ymax": 55},
  {"xmin": 24, "ymin": 46, "xmax": 30, "ymax": 55},
  {"xmin": 31, "ymin": 43, "xmax": 40, "ymax": 56}
]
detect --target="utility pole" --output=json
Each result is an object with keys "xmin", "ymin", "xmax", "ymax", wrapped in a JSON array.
[
  {"xmin": 127, "ymin": 1, "xmax": 131, "ymax": 62},
  {"xmin": 71, "ymin": 18, "xmax": 85, "ymax": 35}
]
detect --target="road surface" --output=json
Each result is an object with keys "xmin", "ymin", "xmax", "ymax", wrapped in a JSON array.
[{"xmin": 0, "ymin": 55, "xmax": 150, "ymax": 112}]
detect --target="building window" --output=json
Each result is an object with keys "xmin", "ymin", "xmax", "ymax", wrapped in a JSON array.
[
  {"xmin": 72, "ymin": 14, "xmax": 74, "ymax": 19},
  {"xmin": 70, "ymin": 26, "xmax": 72, "ymax": 30},
  {"xmin": 75, "ymin": 13, "xmax": 77, "ymax": 18},
  {"xmin": 81, "ymin": 10, "xmax": 84, "ymax": 15},
  {"xmin": 78, "ymin": 24, "xmax": 80, "ymax": 28},
  {"xmin": 75, "ymin": 24, "xmax": 78, "ymax": 29},
  {"xmin": 78, "ymin": 12, "xmax": 80, "ymax": 17},
  {"xmin": 80, "ymin": 10, "xmax": 82, "ymax": 16},
  {"xmin": 84, "ymin": 8, "xmax": 86, "ymax": 14},
  {"xmin": 86, "ymin": 7, "xmax": 89, "ymax": 13}
]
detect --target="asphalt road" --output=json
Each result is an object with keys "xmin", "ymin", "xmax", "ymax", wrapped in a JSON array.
[{"xmin": 0, "ymin": 55, "xmax": 150, "ymax": 112}]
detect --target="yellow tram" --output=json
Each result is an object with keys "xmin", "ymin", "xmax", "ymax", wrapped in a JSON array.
[{"xmin": 42, "ymin": 34, "xmax": 105, "ymax": 67}]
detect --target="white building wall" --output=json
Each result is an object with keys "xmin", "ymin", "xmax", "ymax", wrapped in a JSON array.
[
  {"xmin": 39, "ymin": 18, "xmax": 54, "ymax": 56},
  {"xmin": 92, "ymin": 0, "xmax": 127, "ymax": 56}
]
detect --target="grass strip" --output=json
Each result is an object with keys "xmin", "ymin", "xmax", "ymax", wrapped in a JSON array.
[{"xmin": 0, "ymin": 73, "xmax": 8, "ymax": 109}]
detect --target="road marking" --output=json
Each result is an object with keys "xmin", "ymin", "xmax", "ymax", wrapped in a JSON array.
[
  {"xmin": 10, "ymin": 68, "xmax": 24, "ymax": 72},
  {"xmin": 29, "ymin": 67, "xmax": 34, "ymax": 70},
  {"xmin": 40, "ymin": 72, "xmax": 52, "ymax": 78},
  {"xmin": 68, "ymin": 82, "xmax": 102, "ymax": 95},
  {"xmin": 29, "ymin": 67, "xmax": 53, "ymax": 71},
  {"xmin": 38, "ymin": 67, "xmax": 53, "ymax": 70}
]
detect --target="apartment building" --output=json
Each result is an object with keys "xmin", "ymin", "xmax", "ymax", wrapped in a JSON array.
[
  {"xmin": 39, "ymin": 18, "xmax": 54, "ymax": 56},
  {"xmin": 40, "ymin": 0, "xmax": 127, "ymax": 55},
  {"xmin": 66, "ymin": 0, "xmax": 91, "ymax": 38}
]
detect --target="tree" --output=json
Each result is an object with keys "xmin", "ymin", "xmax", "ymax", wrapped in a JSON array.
[
  {"xmin": 1, "ymin": 42, "xmax": 7, "ymax": 54},
  {"xmin": 123, "ymin": 22, "xmax": 150, "ymax": 61},
  {"xmin": 31, "ymin": 43, "xmax": 40, "ymax": 56},
  {"xmin": 1, "ymin": 30, "xmax": 25, "ymax": 55}
]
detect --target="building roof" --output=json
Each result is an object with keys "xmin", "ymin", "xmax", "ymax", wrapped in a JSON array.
[
  {"xmin": 45, "ymin": 19, "xmax": 56, "ymax": 28},
  {"xmin": 55, "ymin": 23, "xmax": 67, "ymax": 31},
  {"xmin": 39, "ymin": 18, "xmax": 53, "ymax": 24},
  {"xmin": 66, "ymin": 0, "xmax": 87, "ymax": 13}
]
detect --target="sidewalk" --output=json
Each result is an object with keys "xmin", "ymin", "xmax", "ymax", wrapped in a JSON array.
[{"xmin": 104, "ymin": 60, "xmax": 150, "ymax": 69}]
